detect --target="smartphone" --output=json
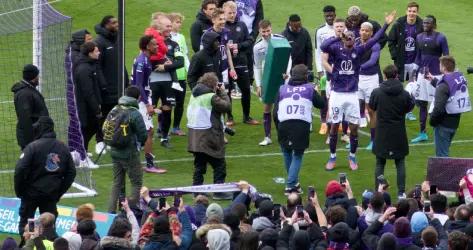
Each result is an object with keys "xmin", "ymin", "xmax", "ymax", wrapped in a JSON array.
[
  {"xmin": 414, "ymin": 184, "xmax": 421, "ymax": 198},
  {"xmin": 28, "ymin": 218, "xmax": 35, "ymax": 233},
  {"xmin": 430, "ymin": 185, "xmax": 438, "ymax": 195},
  {"xmin": 296, "ymin": 205, "xmax": 304, "ymax": 218},
  {"xmin": 159, "ymin": 197, "xmax": 166, "ymax": 209},
  {"xmin": 308, "ymin": 186, "xmax": 315, "ymax": 200},
  {"xmin": 339, "ymin": 173, "xmax": 347, "ymax": 185},
  {"xmin": 119, "ymin": 194, "xmax": 126, "ymax": 204},
  {"xmin": 424, "ymin": 201, "xmax": 431, "ymax": 212},
  {"xmin": 173, "ymin": 193, "xmax": 181, "ymax": 208},
  {"xmin": 377, "ymin": 175, "xmax": 386, "ymax": 185}
]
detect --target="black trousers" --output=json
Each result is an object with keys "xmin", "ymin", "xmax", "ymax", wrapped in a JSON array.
[
  {"xmin": 81, "ymin": 120, "xmax": 99, "ymax": 152},
  {"xmin": 375, "ymin": 156, "xmax": 406, "ymax": 194},
  {"xmin": 18, "ymin": 198, "xmax": 58, "ymax": 238},
  {"xmin": 227, "ymin": 66, "xmax": 251, "ymax": 119},
  {"xmin": 173, "ymin": 80, "xmax": 187, "ymax": 128},
  {"xmin": 192, "ymin": 152, "xmax": 226, "ymax": 186}
]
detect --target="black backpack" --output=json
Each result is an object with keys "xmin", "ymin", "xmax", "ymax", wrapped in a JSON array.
[{"xmin": 102, "ymin": 105, "xmax": 134, "ymax": 148}]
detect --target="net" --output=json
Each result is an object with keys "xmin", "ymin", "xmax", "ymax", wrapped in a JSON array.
[{"xmin": 0, "ymin": 0, "xmax": 96, "ymax": 198}]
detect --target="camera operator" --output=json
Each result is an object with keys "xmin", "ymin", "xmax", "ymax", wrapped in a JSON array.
[{"xmin": 186, "ymin": 72, "xmax": 233, "ymax": 200}]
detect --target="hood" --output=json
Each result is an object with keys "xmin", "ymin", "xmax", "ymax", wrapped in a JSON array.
[
  {"xmin": 100, "ymin": 236, "xmax": 132, "ymax": 249},
  {"xmin": 192, "ymin": 83, "xmax": 214, "ymax": 97},
  {"xmin": 380, "ymin": 79, "xmax": 404, "ymax": 96},
  {"xmin": 94, "ymin": 24, "xmax": 116, "ymax": 41},
  {"xmin": 196, "ymin": 11, "xmax": 212, "ymax": 25},
  {"xmin": 70, "ymin": 29, "xmax": 89, "ymax": 50},
  {"xmin": 201, "ymin": 31, "xmax": 220, "ymax": 53},
  {"xmin": 207, "ymin": 229, "xmax": 230, "ymax": 250},
  {"xmin": 364, "ymin": 208, "xmax": 383, "ymax": 226},
  {"xmin": 292, "ymin": 230, "xmax": 310, "ymax": 250},
  {"xmin": 118, "ymin": 96, "xmax": 139, "ymax": 108},
  {"xmin": 252, "ymin": 216, "xmax": 275, "ymax": 231},
  {"xmin": 11, "ymin": 80, "xmax": 31, "ymax": 93},
  {"xmin": 195, "ymin": 223, "xmax": 232, "ymax": 240},
  {"xmin": 33, "ymin": 116, "xmax": 55, "ymax": 140}
]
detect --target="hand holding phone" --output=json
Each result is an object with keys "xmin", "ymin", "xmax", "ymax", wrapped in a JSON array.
[
  {"xmin": 424, "ymin": 201, "xmax": 431, "ymax": 212},
  {"xmin": 308, "ymin": 186, "xmax": 315, "ymax": 201},
  {"xmin": 430, "ymin": 185, "xmax": 438, "ymax": 195},
  {"xmin": 28, "ymin": 218, "xmax": 35, "ymax": 233},
  {"xmin": 339, "ymin": 173, "xmax": 347, "ymax": 185},
  {"xmin": 159, "ymin": 197, "xmax": 166, "ymax": 209},
  {"xmin": 296, "ymin": 205, "xmax": 304, "ymax": 219},
  {"xmin": 414, "ymin": 184, "xmax": 422, "ymax": 199}
]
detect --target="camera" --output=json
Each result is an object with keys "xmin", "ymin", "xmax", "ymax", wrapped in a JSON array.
[
  {"xmin": 467, "ymin": 67, "xmax": 473, "ymax": 74},
  {"xmin": 224, "ymin": 127, "xmax": 235, "ymax": 136}
]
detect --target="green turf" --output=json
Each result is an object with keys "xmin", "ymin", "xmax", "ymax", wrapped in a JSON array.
[{"xmin": 2, "ymin": 0, "xmax": 473, "ymax": 228}]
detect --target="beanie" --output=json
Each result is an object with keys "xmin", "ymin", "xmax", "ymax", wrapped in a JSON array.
[
  {"xmin": 206, "ymin": 203, "xmax": 224, "ymax": 222},
  {"xmin": 325, "ymin": 180, "xmax": 344, "ymax": 197},
  {"xmin": 23, "ymin": 64, "xmax": 39, "ymax": 81},
  {"xmin": 394, "ymin": 217, "xmax": 411, "ymax": 238}
]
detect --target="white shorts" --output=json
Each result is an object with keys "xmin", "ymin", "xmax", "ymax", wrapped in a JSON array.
[
  {"xmin": 404, "ymin": 63, "xmax": 418, "ymax": 81},
  {"xmin": 414, "ymin": 73, "xmax": 441, "ymax": 102},
  {"xmin": 325, "ymin": 80, "xmax": 332, "ymax": 99},
  {"xmin": 357, "ymin": 74, "xmax": 379, "ymax": 102},
  {"xmin": 328, "ymin": 91, "xmax": 360, "ymax": 124},
  {"xmin": 139, "ymin": 100, "xmax": 154, "ymax": 130}
]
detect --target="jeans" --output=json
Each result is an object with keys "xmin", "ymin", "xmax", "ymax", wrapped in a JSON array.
[
  {"xmin": 375, "ymin": 156, "xmax": 406, "ymax": 194},
  {"xmin": 108, "ymin": 154, "xmax": 143, "ymax": 213},
  {"xmin": 434, "ymin": 125, "xmax": 456, "ymax": 157},
  {"xmin": 192, "ymin": 152, "xmax": 226, "ymax": 185},
  {"xmin": 281, "ymin": 147, "xmax": 304, "ymax": 188}
]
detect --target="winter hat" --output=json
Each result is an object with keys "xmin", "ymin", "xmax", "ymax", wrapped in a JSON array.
[
  {"xmin": 328, "ymin": 222, "xmax": 350, "ymax": 243},
  {"xmin": 292, "ymin": 230, "xmax": 310, "ymax": 250},
  {"xmin": 23, "ymin": 64, "xmax": 39, "ymax": 81},
  {"xmin": 1, "ymin": 237, "xmax": 17, "ymax": 250},
  {"xmin": 258, "ymin": 200, "xmax": 274, "ymax": 217},
  {"xmin": 61, "ymin": 232, "xmax": 81, "ymax": 250},
  {"xmin": 325, "ymin": 180, "xmax": 344, "ymax": 197},
  {"xmin": 153, "ymin": 215, "xmax": 171, "ymax": 234},
  {"xmin": 77, "ymin": 219, "xmax": 96, "ymax": 236},
  {"xmin": 410, "ymin": 211, "xmax": 428, "ymax": 233},
  {"xmin": 377, "ymin": 232, "xmax": 397, "ymax": 250},
  {"xmin": 206, "ymin": 203, "xmax": 224, "ymax": 222},
  {"xmin": 394, "ymin": 217, "xmax": 411, "ymax": 238},
  {"xmin": 259, "ymin": 228, "xmax": 278, "ymax": 247},
  {"xmin": 207, "ymin": 228, "xmax": 230, "ymax": 250},
  {"xmin": 347, "ymin": 6, "xmax": 361, "ymax": 16}
]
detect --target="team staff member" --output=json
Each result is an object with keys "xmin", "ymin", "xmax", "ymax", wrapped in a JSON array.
[
  {"xmin": 388, "ymin": 1, "xmax": 422, "ymax": 121},
  {"xmin": 190, "ymin": 0, "xmax": 217, "ymax": 53},
  {"xmin": 370, "ymin": 65, "xmax": 415, "ymax": 199},
  {"xmin": 187, "ymin": 73, "xmax": 232, "ymax": 200},
  {"xmin": 411, "ymin": 15, "xmax": 449, "ymax": 143},
  {"xmin": 428, "ymin": 56, "xmax": 470, "ymax": 157},
  {"xmin": 275, "ymin": 65, "xmax": 325, "ymax": 195},
  {"xmin": 281, "ymin": 14, "xmax": 313, "ymax": 73},
  {"xmin": 187, "ymin": 31, "xmax": 222, "ymax": 89},
  {"xmin": 11, "ymin": 64, "xmax": 49, "ymax": 150},
  {"xmin": 223, "ymin": 1, "xmax": 259, "ymax": 125},
  {"xmin": 15, "ymin": 116, "xmax": 76, "ymax": 243}
]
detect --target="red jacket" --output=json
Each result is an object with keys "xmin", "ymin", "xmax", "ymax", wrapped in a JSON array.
[{"xmin": 144, "ymin": 27, "xmax": 167, "ymax": 63}]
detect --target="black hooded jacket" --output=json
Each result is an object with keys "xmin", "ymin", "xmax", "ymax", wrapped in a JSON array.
[
  {"xmin": 281, "ymin": 25, "xmax": 313, "ymax": 70},
  {"xmin": 190, "ymin": 11, "xmax": 214, "ymax": 53},
  {"xmin": 94, "ymin": 24, "xmax": 128, "ymax": 105},
  {"xmin": 68, "ymin": 29, "xmax": 89, "ymax": 69},
  {"xmin": 74, "ymin": 55, "xmax": 102, "ymax": 127},
  {"xmin": 187, "ymin": 32, "xmax": 223, "ymax": 89},
  {"xmin": 14, "ymin": 116, "xmax": 76, "ymax": 200},
  {"xmin": 11, "ymin": 80, "xmax": 49, "ymax": 149},
  {"xmin": 369, "ymin": 79, "xmax": 415, "ymax": 159}
]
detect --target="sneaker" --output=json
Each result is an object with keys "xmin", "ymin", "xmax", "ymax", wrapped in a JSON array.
[
  {"xmin": 360, "ymin": 117, "xmax": 368, "ymax": 128},
  {"xmin": 325, "ymin": 157, "xmax": 336, "ymax": 171},
  {"xmin": 226, "ymin": 118, "xmax": 235, "ymax": 127},
  {"xmin": 294, "ymin": 183, "xmax": 303, "ymax": 194},
  {"xmin": 341, "ymin": 134, "xmax": 350, "ymax": 143},
  {"xmin": 411, "ymin": 132, "xmax": 428, "ymax": 143},
  {"xmin": 84, "ymin": 156, "xmax": 99, "ymax": 169},
  {"xmin": 398, "ymin": 192, "xmax": 407, "ymax": 200},
  {"xmin": 95, "ymin": 141, "xmax": 106, "ymax": 155},
  {"xmin": 348, "ymin": 155, "xmax": 358, "ymax": 171},
  {"xmin": 319, "ymin": 123, "xmax": 328, "ymax": 135},
  {"xmin": 365, "ymin": 141, "xmax": 373, "ymax": 150},
  {"xmin": 171, "ymin": 82, "xmax": 184, "ymax": 91},
  {"xmin": 143, "ymin": 166, "xmax": 167, "ymax": 174},
  {"xmin": 325, "ymin": 136, "xmax": 330, "ymax": 145},
  {"xmin": 259, "ymin": 137, "xmax": 272, "ymax": 146},
  {"xmin": 284, "ymin": 187, "xmax": 292, "ymax": 196},
  {"xmin": 243, "ymin": 117, "xmax": 260, "ymax": 125},
  {"xmin": 171, "ymin": 128, "xmax": 186, "ymax": 136},
  {"xmin": 145, "ymin": 153, "xmax": 156, "ymax": 168},
  {"xmin": 160, "ymin": 139, "xmax": 172, "ymax": 149},
  {"xmin": 406, "ymin": 112, "xmax": 417, "ymax": 121},
  {"xmin": 212, "ymin": 192, "xmax": 233, "ymax": 200}
]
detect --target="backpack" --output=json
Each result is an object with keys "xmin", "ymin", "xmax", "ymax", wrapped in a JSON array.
[{"xmin": 102, "ymin": 105, "xmax": 134, "ymax": 148}]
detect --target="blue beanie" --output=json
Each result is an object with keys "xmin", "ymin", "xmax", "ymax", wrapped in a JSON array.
[{"xmin": 410, "ymin": 211, "xmax": 428, "ymax": 233}]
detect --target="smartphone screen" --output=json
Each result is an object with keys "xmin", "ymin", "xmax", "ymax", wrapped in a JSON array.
[
  {"xmin": 296, "ymin": 205, "xmax": 304, "ymax": 218},
  {"xmin": 159, "ymin": 197, "xmax": 166, "ymax": 209},
  {"xmin": 339, "ymin": 173, "xmax": 347, "ymax": 184},
  {"xmin": 308, "ymin": 186, "xmax": 315, "ymax": 200},
  {"xmin": 424, "ymin": 201, "xmax": 431, "ymax": 212},
  {"xmin": 415, "ymin": 184, "xmax": 421, "ymax": 198},
  {"xmin": 28, "ymin": 219, "xmax": 35, "ymax": 232},
  {"xmin": 430, "ymin": 185, "xmax": 438, "ymax": 195}
]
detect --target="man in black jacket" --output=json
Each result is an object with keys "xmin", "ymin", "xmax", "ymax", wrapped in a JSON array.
[
  {"xmin": 428, "ymin": 56, "xmax": 468, "ymax": 157},
  {"xmin": 187, "ymin": 31, "xmax": 222, "ymax": 89},
  {"xmin": 281, "ymin": 14, "xmax": 313, "ymax": 73},
  {"xmin": 74, "ymin": 42, "xmax": 102, "ymax": 168},
  {"xmin": 190, "ymin": 0, "xmax": 218, "ymax": 53},
  {"xmin": 369, "ymin": 65, "xmax": 415, "ymax": 199},
  {"xmin": 94, "ymin": 15, "xmax": 128, "ymax": 155},
  {"xmin": 68, "ymin": 29, "xmax": 93, "ymax": 70},
  {"xmin": 11, "ymin": 64, "xmax": 49, "ymax": 150},
  {"xmin": 14, "ymin": 116, "xmax": 76, "ymax": 242}
]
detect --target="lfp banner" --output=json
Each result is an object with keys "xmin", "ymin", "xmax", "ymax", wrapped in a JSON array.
[{"xmin": 0, "ymin": 197, "xmax": 115, "ymax": 237}]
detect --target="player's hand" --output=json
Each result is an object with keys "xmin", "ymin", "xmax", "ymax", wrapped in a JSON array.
[
  {"xmin": 385, "ymin": 10, "xmax": 397, "ymax": 25},
  {"xmin": 256, "ymin": 86, "xmax": 262, "ymax": 97},
  {"xmin": 146, "ymin": 104, "xmax": 155, "ymax": 116},
  {"xmin": 282, "ymin": 73, "xmax": 289, "ymax": 80},
  {"xmin": 229, "ymin": 69, "xmax": 238, "ymax": 80},
  {"xmin": 425, "ymin": 72, "xmax": 434, "ymax": 81},
  {"xmin": 155, "ymin": 64, "xmax": 165, "ymax": 72}
]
